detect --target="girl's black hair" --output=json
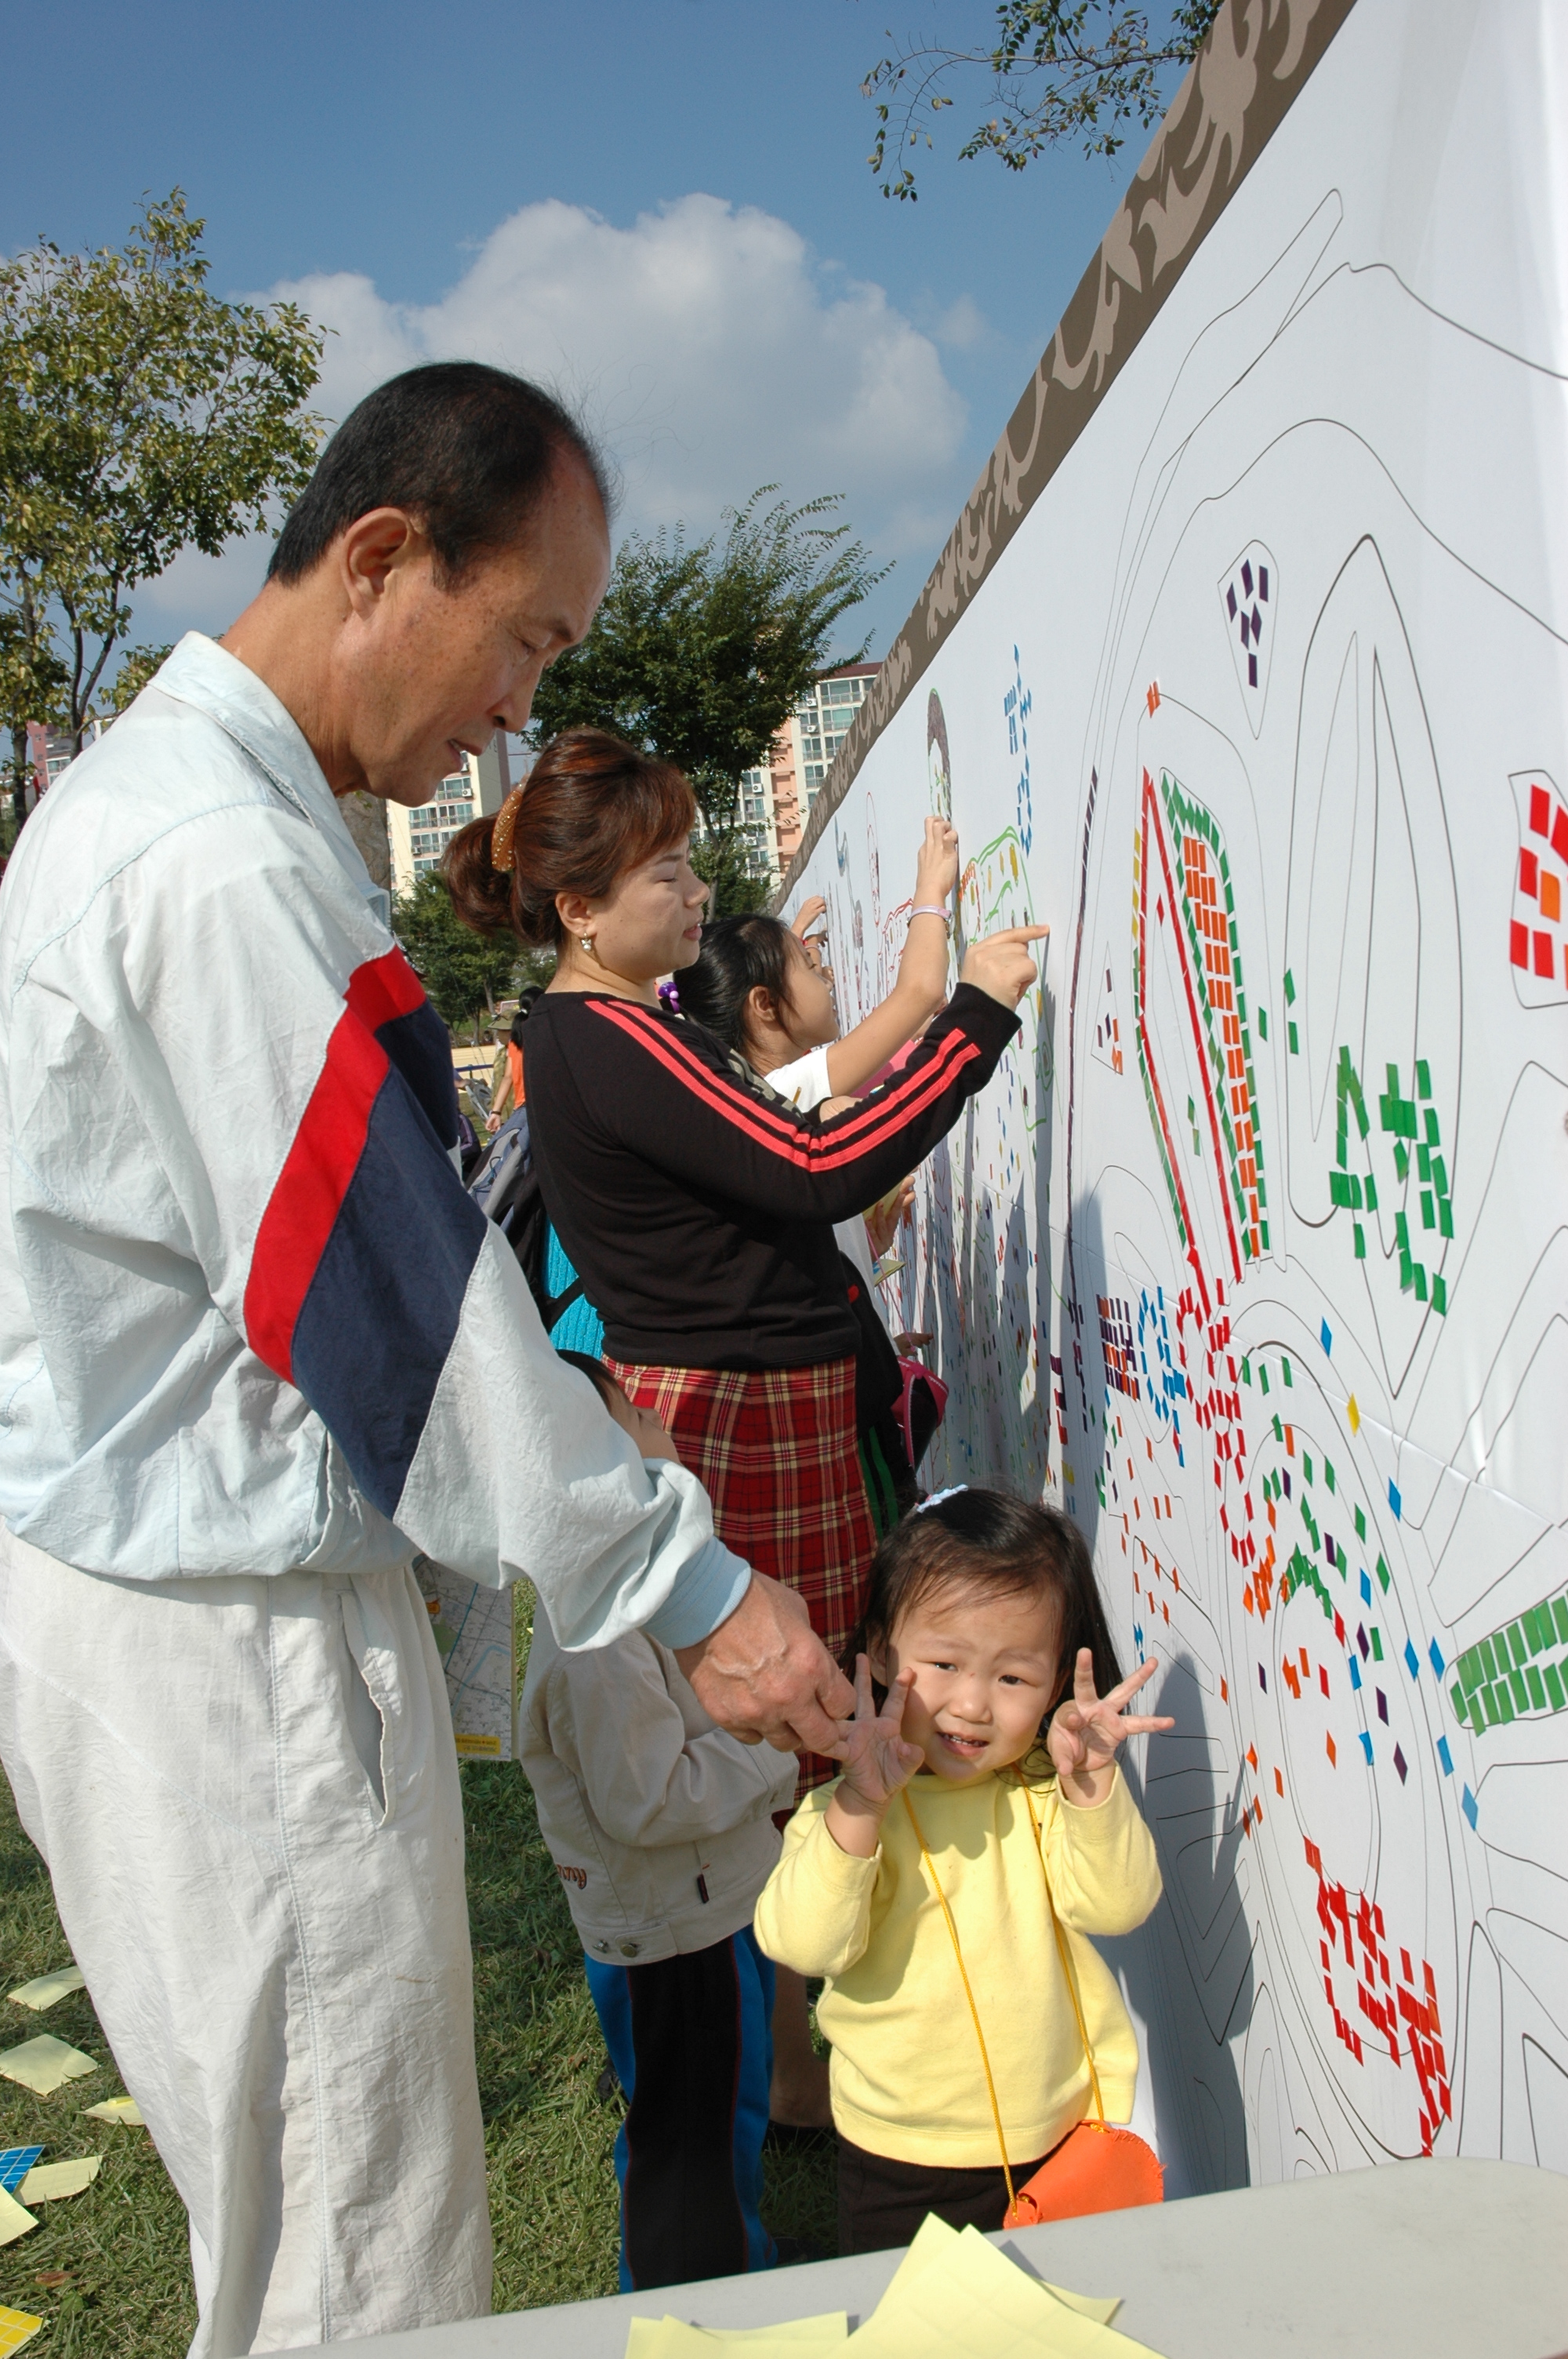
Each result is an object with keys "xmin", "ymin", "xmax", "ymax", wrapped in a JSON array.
[
  {"xmin": 844, "ymin": 1488, "xmax": 1122, "ymax": 1772},
  {"xmin": 556, "ymin": 1349, "xmax": 620, "ymax": 1412},
  {"xmin": 675, "ymin": 912, "xmax": 799, "ymax": 1060},
  {"xmin": 510, "ymin": 983, "xmax": 544, "ymax": 1048}
]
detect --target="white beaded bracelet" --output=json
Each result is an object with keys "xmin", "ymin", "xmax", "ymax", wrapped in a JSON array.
[{"xmin": 909, "ymin": 904, "xmax": 951, "ymax": 926}]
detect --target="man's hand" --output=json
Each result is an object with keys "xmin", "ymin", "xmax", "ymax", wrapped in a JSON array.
[
  {"xmin": 675, "ymin": 1574, "xmax": 855, "ymax": 1757},
  {"xmin": 960, "ymin": 924, "xmax": 1050, "ymax": 1011}
]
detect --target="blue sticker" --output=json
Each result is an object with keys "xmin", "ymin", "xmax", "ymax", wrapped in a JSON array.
[
  {"xmin": 1388, "ymin": 1481, "xmax": 1403, "ymax": 1520},
  {"xmin": 0, "ymin": 2145, "xmax": 42, "ymax": 2192},
  {"xmin": 1436, "ymin": 1736, "xmax": 1454, "ymax": 1776},
  {"xmin": 1321, "ymin": 1318, "xmax": 1333, "ymax": 1355},
  {"xmin": 1359, "ymin": 1731, "xmax": 1374, "ymax": 1764},
  {"xmin": 1428, "ymin": 1640, "xmax": 1446, "ymax": 1678},
  {"xmin": 1404, "ymin": 1640, "xmax": 1420, "ymax": 1679},
  {"xmin": 1461, "ymin": 1785, "xmax": 1479, "ymax": 1830}
]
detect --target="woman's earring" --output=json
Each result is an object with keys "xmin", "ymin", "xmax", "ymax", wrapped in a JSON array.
[{"xmin": 579, "ymin": 936, "xmax": 594, "ymax": 956}]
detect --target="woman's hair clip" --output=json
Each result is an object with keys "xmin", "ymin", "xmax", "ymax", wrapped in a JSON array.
[
  {"xmin": 659, "ymin": 980, "xmax": 681, "ymax": 1013},
  {"xmin": 490, "ymin": 785, "xmax": 526, "ymax": 874},
  {"xmin": 914, "ymin": 1484, "xmax": 968, "ymax": 1515}
]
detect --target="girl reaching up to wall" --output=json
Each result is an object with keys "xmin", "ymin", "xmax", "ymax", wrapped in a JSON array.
[{"xmin": 677, "ymin": 816, "xmax": 961, "ymax": 1126}]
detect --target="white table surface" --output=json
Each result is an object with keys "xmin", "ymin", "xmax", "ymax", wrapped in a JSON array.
[{"xmin": 285, "ymin": 2158, "xmax": 1568, "ymax": 2357}]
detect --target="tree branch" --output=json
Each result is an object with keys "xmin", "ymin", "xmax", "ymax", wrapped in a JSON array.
[{"xmin": 862, "ymin": 2, "xmax": 1221, "ymax": 196}]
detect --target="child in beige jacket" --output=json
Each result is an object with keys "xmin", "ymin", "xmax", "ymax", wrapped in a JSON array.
[{"xmin": 519, "ymin": 1354, "xmax": 797, "ymax": 2293}]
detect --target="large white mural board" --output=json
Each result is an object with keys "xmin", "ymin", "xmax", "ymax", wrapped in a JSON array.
[{"xmin": 783, "ymin": 0, "xmax": 1568, "ymax": 2193}]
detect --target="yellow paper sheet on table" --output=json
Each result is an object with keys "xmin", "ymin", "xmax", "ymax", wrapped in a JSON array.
[
  {"xmin": 7, "ymin": 1968, "xmax": 84, "ymax": 2014},
  {"xmin": 863, "ymin": 2213, "xmax": 1119, "ymax": 2326},
  {"xmin": 18, "ymin": 2157, "xmax": 100, "ymax": 2203},
  {"xmin": 626, "ymin": 2312, "xmax": 847, "ymax": 2357},
  {"xmin": 0, "ymin": 2306, "xmax": 42, "ymax": 2356},
  {"xmin": 848, "ymin": 2219, "xmax": 1162, "ymax": 2359},
  {"xmin": 0, "ymin": 2188, "xmax": 36, "ymax": 2249},
  {"xmin": 0, "ymin": 2037, "xmax": 97, "ymax": 2096}
]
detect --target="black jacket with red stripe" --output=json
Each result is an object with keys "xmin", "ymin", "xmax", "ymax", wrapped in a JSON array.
[{"xmin": 523, "ymin": 983, "xmax": 1018, "ymax": 1370}]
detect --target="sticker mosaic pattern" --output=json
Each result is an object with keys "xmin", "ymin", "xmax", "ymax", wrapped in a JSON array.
[{"xmin": 782, "ymin": 0, "xmax": 1568, "ymax": 2194}]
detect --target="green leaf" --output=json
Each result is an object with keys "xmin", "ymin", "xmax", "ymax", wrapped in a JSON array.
[
  {"xmin": 0, "ymin": 189, "xmax": 324, "ymax": 766},
  {"xmin": 528, "ymin": 487, "xmax": 887, "ymax": 844}
]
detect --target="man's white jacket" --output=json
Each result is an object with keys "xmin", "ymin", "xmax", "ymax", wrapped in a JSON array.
[{"xmin": 0, "ymin": 635, "xmax": 748, "ymax": 1649}]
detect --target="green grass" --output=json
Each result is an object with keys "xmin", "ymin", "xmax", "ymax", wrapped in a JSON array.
[
  {"xmin": 0, "ymin": 1636, "xmax": 834, "ymax": 2349},
  {"xmin": 0, "ymin": 1793, "xmax": 197, "ymax": 2355}
]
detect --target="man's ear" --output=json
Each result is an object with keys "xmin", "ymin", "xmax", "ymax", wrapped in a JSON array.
[{"xmin": 337, "ymin": 507, "xmax": 425, "ymax": 616}]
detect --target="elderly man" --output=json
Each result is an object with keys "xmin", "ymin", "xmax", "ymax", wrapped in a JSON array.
[{"xmin": 0, "ymin": 362, "xmax": 852, "ymax": 2357}]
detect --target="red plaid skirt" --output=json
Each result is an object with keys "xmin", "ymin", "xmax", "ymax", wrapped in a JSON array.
[{"xmin": 604, "ymin": 1355, "xmax": 877, "ymax": 1787}]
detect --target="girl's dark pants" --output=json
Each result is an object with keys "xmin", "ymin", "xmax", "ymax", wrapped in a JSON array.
[{"xmin": 837, "ymin": 2134, "xmax": 1051, "ymax": 2254}]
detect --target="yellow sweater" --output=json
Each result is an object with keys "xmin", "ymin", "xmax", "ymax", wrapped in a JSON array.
[{"xmin": 753, "ymin": 1767, "xmax": 1162, "ymax": 2170}]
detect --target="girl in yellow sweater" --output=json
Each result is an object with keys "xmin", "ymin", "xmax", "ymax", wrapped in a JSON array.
[{"xmin": 753, "ymin": 1486, "xmax": 1172, "ymax": 2254}]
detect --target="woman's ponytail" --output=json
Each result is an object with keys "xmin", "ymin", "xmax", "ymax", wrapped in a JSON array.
[
  {"xmin": 443, "ymin": 726, "xmax": 696, "ymax": 949},
  {"xmin": 445, "ymin": 804, "xmax": 525, "ymax": 937}
]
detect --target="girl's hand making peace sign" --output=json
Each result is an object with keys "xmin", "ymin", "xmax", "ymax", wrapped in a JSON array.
[
  {"xmin": 824, "ymin": 1656, "xmax": 926, "ymax": 1859},
  {"xmin": 1048, "ymin": 1650, "xmax": 1174, "ymax": 1805}
]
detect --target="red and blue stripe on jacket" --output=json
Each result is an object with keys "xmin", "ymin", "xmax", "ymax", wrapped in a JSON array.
[{"xmin": 242, "ymin": 949, "xmax": 486, "ymax": 1519}]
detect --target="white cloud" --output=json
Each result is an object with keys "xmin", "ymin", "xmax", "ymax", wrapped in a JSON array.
[
  {"xmin": 931, "ymin": 293, "xmax": 987, "ymax": 351},
  {"xmin": 137, "ymin": 194, "xmax": 968, "ymax": 649}
]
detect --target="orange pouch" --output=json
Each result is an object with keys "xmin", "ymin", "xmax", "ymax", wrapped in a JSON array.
[{"xmin": 903, "ymin": 1786, "xmax": 1163, "ymax": 2231}]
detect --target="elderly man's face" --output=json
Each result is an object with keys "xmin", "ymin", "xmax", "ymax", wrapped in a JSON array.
[{"xmin": 347, "ymin": 452, "xmax": 611, "ymax": 807}]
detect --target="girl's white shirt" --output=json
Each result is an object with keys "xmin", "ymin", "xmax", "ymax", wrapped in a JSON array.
[{"xmin": 763, "ymin": 1049, "xmax": 877, "ymax": 1290}]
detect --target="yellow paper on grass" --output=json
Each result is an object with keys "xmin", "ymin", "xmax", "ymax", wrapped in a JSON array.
[
  {"xmin": 0, "ymin": 2189, "xmax": 36, "ymax": 2249},
  {"xmin": 18, "ymin": 2156, "xmax": 100, "ymax": 2203},
  {"xmin": 84, "ymin": 2095, "xmax": 144, "ymax": 2126},
  {"xmin": 0, "ymin": 2037, "xmax": 96, "ymax": 2097},
  {"xmin": 0, "ymin": 2306, "xmax": 42, "ymax": 2356},
  {"xmin": 848, "ymin": 2223, "xmax": 1160, "ymax": 2359},
  {"xmin": 7, "ymin": 1968, "xmax": 84, "ymax": 2013},
  {"xmin": 626, "ymin": 2317, "xmax": 846, "ymax": 2357}
]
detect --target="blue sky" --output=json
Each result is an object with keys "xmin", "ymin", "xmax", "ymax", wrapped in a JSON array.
[{"xmin": 4, "ymin": 0, "xmax": 1157, "ymax": 660}]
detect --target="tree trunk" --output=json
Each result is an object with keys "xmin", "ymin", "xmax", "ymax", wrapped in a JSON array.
[{"xmin": 337, "ymin": 791, "xmax": 393, "ymax": 889}]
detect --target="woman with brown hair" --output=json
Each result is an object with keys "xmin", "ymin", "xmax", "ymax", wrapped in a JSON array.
[
  {"xmin": 448, "ymin": 722, "xmax": 1042, "ymax": 1696},
  {"xmin": 446, "ymin": 725, "xmax": 1043, "ymax": 2110}
]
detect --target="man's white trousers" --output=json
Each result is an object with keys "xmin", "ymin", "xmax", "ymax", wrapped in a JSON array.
[{"xmin": 0, "ymin": 1524, "xmax": 492, "ymax": 2356}]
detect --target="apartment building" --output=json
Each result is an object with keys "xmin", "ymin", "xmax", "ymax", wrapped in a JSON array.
[
  {"xmin": 740, "ymin": 663, "xmax": 880, "ymax": 888},
  {"xmin": 387, "ymin": 733, "xmax": 521, "ymax": 896}
]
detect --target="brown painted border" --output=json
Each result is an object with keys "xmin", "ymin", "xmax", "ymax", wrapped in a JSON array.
[{"xmin": 778, "ymin": 0, "xmax": 1359, "ymax": 901}]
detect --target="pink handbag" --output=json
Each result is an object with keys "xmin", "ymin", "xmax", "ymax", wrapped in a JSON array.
[{"xmin": 895, "ymin": 1357, "xmax": 948, "ymax": 1472}]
